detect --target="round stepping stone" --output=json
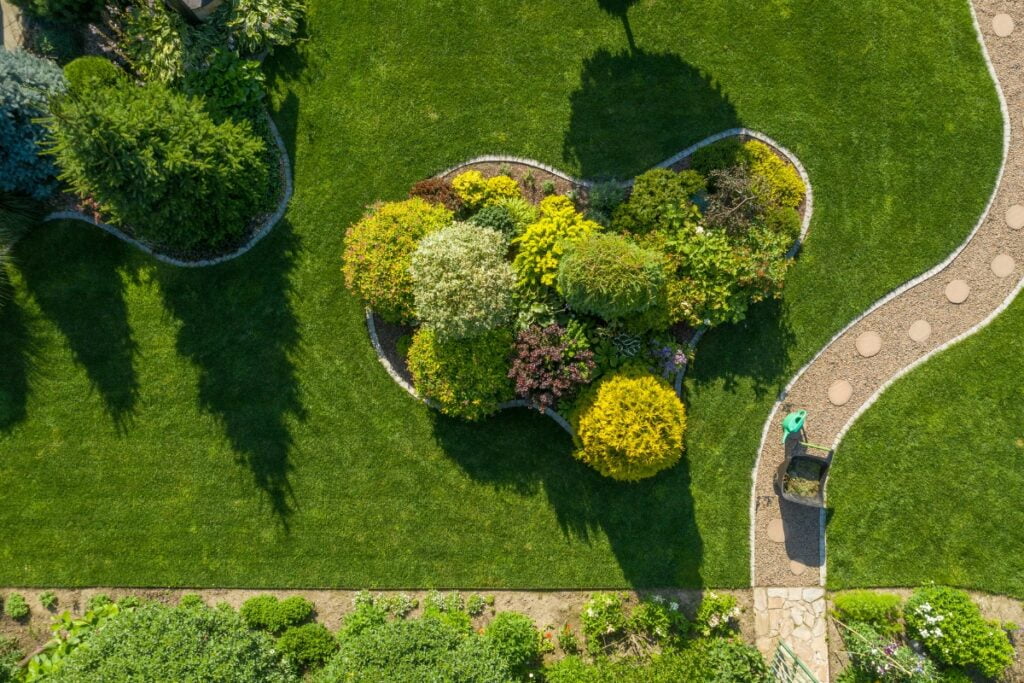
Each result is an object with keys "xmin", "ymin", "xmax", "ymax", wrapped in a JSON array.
[
  {"xmin": 767, "ymin": 518, "xmax": 785, "ymax": 544},
  {"xmin": 855, "ymin": 331, "xmax": 882, "ymax": 358},
  {"xmin": 992, "ymin": 253, "xmax": 1015, "ymax": 278},
  {"xmin": 789, "ymin": 560, "xmax": 807, "ymax": 576},
  {"xmin": 908, "ymin": 319, "xmax": 932, "ymax": 343},
  {"xmin": 828, "ymin": 380, "xmax": 852, "ymax": 406},
  {"xmin": 993, "ymin": 13, "xmax": 1015, "ymax": 37},
  {"xmin": 945, "ymin": 279, "xmax": 970, "ymax": 304},
  {"xmin": 1006, "ymin": 204, "xmax": 1024, "ymax": 230}
]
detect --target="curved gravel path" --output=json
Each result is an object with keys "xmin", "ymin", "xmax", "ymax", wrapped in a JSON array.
[{"xmin": 751, "ymin": 2, "xmax": 1018, "ymax": 678}]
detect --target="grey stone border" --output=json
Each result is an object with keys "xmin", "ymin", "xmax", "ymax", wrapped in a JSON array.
[
  {"xmin": 747, "ymin": 0, "xmax": 1011, "ymax": 588},
  {"xmin": 42, "ymin": 110, "xmax": 293, "ymax": 268}
]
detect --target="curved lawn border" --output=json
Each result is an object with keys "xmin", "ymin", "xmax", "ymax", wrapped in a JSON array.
[
  {"xmin": 747, "ymin": 1, "xmax": 1010, "ymax": 587},
  {"xmin": 41, "ymin": 111, "xmax": 293, "ymax": 268},
  {"xmin": 370, "ymin": 128, "xmax": 813, "ymax": 433}
]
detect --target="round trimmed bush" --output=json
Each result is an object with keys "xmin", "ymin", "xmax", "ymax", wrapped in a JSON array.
[
  {"xmin": 240, "ymin": 595, "xmax": 314, "ymax": 635},
  {"xmin": 469, "ymin": 204, "xmax": 517, "ymax": 237},
  {"xmin": 342, "ymin": 198, "xmax": 453, "ymax": 322},
  {"xmin": 610, "ymin": 168, "xmax": 705, "ymax": 236},
  {"xmin": 49, "ymin": 603, "xmax": 297, "ymax": 682},
  {"xmin": 557, "ymin": 232, "xmax": 665, "ymax": 320},
  {"xmin": 0, "ymin": 49, "xmax": 66, "ymax": 200},
  {"xmin": 407, "ymin": 327, "xmax": 513, "ymax": 421},
  {"xmin": 320, "ymin": 617, "xmax": 512, "ymax": 683},
  {"xmin": 483, "ymin": 611, "xmax": 541, "ymax": 673},
  {"xmin": 572, "ymin": 366, "xmax": 685, "ymax": 481},
  {"xmin": 63, "ymin": 56, "xmax": 124, "ymax": 92},
  {"xmin": 410, "ymin": 222, "xmax": 515, "ymax": 339},
  {"xmin": 278, "ymin": 623, "xmax": 338, "ymax": 671}
]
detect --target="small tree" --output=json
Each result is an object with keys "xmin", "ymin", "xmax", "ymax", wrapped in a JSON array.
[
  {"xmin": 45, "ymin": 82, "xmax": 272, "ymax": 252},
  {"xmin": 0, "ymin": 50, "xmax": 66, "ymax": 199}
]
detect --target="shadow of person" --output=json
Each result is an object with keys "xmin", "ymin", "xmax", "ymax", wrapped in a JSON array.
[
  {"xmin": 430, "ymin": 407, "xmax": 704, "ymax": 587},
  {"xmin": 563, "ymin": 47, "xmax": 740, "ymax": 181},
  {"xmin": 157, "ymin": 220, "xmax": 305, "ymax": 525},
  {"xmin": 16, "ymin": 223, "xmax": 140, "ymax": 430}
]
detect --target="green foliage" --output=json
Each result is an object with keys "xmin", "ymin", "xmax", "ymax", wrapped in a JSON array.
[
  {"xmin": 451, "ymin": 170, "xmax": 522, "ymax": 211},
  {"xmin": 178, "ymin": 593, "xmax": 205, "ymax": 609},
  {"xmin": 421, "ymin": 590, "xmax": 472, "ymax": 634},
  {"xmin": 492, "ymin": 195, "xmax": 539, "ymax": 234},
  {"xmin": 226, "ymin": 0, "xmax": 306, "ymax": 53},
  {"xmin": 557, "ymin": 232, "xmax": 665, "ymax": 321},
  {"xmin": 319, "ymin": 616, "xmax": 513, "ymax": 683},
  {"xmin": 183, "ymin": 48, "xmax": 266, "ymax": 124},
  {"xmin": 484, "ymin": 611, "xmax": 541, "ymax": 673},
  {"xmin": 513, "ymin": 195, "xmax": 601, "ymax": 290},
  {"xmin": 3, "ymin": 594, "xmax": 28, "ymax": 621},
  {"xmin": 572, "ymin": 367, "xmax": 685, "ymax": 481},
  {"xmin": 410, "ymin": 222, "xmax": 516, "ymax": 339},
  {"xmin": 0, "ymin": 636, "xmax": 19, "ymax": 683},
  {"xmin": 239, "ymin": 595, "xmax": 314, "ymax": 635},
  {"xmin": 47, "ymin": 82, "xmax": 272, "ymax": 252},
  {"xmin": 115, "ymin": 1, "xmax": 191, "ymax": 84},
  {"xmin": 342, "ymin": 198, "xmax": 453, "ymax": 322},
  {"xmin": 0, "ymin": 50, "xmax": 66, "ymax": 199},
  {"xmin": 24, "ymin": 603, "xmax": 123, "ymax": 682},
  {"xmin": 579, "ymin": 593, "xmax": 688, "ymax": 657},
  {"xmin": 38, "ymin": 591, "xmax": 58, "ymax": 611},
  {"xmin": 832, "ymin": 591, "xmax": 903, "ymax": 637},
  {"xmin": 86, "ymin": 593, "xmax": 112, "ymax": 611},
  {"xmin": 46, "ymin": 602, "xmax": 296, "ymax": 682},
  {"xmin": 586, "ymin": 181, "xmax": 628, "ymax": 225},
  {"xmin": 694, "ymin": 592, "xmax": 740, "ymax": 638},
  {"xmin": 905, "ymin": 586, "xmax": 1014, "ymax": 679},
  {"xmin": 63, "ymin": 57, "xmax": 124, "ymax": 92},
  {"xmin": 465, "ymin": 594, "xmax": 488, "ymax": 617},
  {"xmin": 611, "ymin": 168, "xmax": 705, "ymax": 236},
  {"xmin": 745, "ymin": 140, "xmax": 805, "ymax": 209},
  {"xmin": 278, "ymin": 623, "xmax": 338, "ymax": 671},
  {"xmin": 11, "ymin": 0, "xmax": 101, "ymax": 21},
  {"xmin": 840, "ymin": 621, "xmax": 938, "ymax": 682},
  {"xmin": 468, "ymin": 204, "xmax": 517, "ymax": 237},
  {"xmin": 689, "ymin": 637, "xmax": 773, "ymax": 683},
  {"xmin": 689, "ymin": 138, "xmax": 745, "ymax": 178},
  {"xmin": 338, "ymin": 593, "xmax": 389, "ymax": 641},
  {"xmin": 407, "ymin": 327, "xmax": 514, "ymax": 421}
]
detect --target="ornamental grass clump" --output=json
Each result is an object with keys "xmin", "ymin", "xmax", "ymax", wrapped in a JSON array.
[
  {"xmin": 513, "ymin": 195, "xmax": 600, "ymax": 290},
  {"xmin": 508, "ymin": 323, "xmax": 595, "ymax": 412},
  {"xmin": 571, "ymin": 366, "xmax": 685, "ymax": 481},
  {"xmin": 557, "ymin": 232, "xmax": 665, "ymax": 321},
  {"xmin": 410, "ymin": 222, "xmax": 516, "ymax": 339},
  {"xmin": 407, "ymin": 327, "xmax": 514, "ymax": 421},
  {"xmin": 342, "ymin": 198, "xmax": 453, "ymax": 322}
]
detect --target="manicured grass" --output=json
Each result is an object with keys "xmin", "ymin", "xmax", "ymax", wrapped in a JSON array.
[
  {"xmin": 0, "ymin": 0, "xmax": 1002, "ymax": 588},
  {"xmin": 827, "ymin": 292, "xmax": 1024, "ymax": 598}
]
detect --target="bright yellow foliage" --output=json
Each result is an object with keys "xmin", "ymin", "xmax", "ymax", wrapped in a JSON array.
[
  {"xmin": 745, "ymin": 140, "xmax": 805, "ymax": 209},
  {"xmin": 451, "ymin": 170, "xmax": 522, "ymax": 210},
  {"xmin": 512, "ymin": 195, "xmax": 600, "ymax": 289},
  {"xmin": 572, "ymin": 366, "xmax": 685, "ymax": 481}
]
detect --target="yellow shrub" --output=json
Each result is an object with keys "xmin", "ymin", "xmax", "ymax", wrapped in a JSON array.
[
  {"xmin": 745, "ymin": 141, "xmax": 805, "ymax": 209},
  {"xmin": 451, "ymin": 170, "xmax": 522, "ymax": 210},
  {"xmin": 512, "ymin": 195, "xmax": 600, "ymax": 290},
  {"xmin": 571, "ymin": 366, "xmax": 685, "ymax": 481}
]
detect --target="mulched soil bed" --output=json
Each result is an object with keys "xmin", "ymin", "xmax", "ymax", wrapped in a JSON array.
[{"xmin": 440, "ymin": 160, "xmax": 580, "ymax": 204}]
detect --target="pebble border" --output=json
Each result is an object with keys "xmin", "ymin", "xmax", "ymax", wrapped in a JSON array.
[{"xmin": 42, "ymin": 110, "xmax": 293, "ymax": 268}]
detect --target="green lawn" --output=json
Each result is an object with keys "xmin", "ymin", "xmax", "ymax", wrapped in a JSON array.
[
  {"xmin": 0, "ymin": 0, "xmax": 1002, "ymax": 588},
  {"xmin": 827, "ymin": 292, "xmax": 1024, "ymax": 598}
]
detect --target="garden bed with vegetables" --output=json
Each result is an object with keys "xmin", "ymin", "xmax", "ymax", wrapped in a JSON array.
[{"xmin": 346, "ymin": 135, "xmax": 809, "ymax": 482}]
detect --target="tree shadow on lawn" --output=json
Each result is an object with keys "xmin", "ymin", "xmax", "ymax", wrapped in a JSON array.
[
  {"xmin": 596, "ymin": 0, "xmax": 639, "ymax": 52},
  {"xmin": 430, "ymin": 409, "xmax": 703, "ymax": 588},
  {"xmin": 0, "ymin": 277, "xmax": 36, "ymax": 432},
  {"xmin": 16, "ymin": 225, "xmax": 140, "ymax": 430},
  {"xmin": 157, "ymin": 220, "xmax": 306, "ymax": 525},
  {"xmin": 563, "ymin": 46, "xmax": 740, "ymax": 180}
]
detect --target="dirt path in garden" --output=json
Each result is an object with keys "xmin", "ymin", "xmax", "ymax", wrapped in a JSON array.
[{"xmin": 751, "ymin": 2, "xmax": 1020, "ymax": 679}]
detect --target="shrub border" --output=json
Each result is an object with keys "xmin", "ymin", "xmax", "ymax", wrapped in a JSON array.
[
  {"xmin": 368, "ymin": 128, "xmax": 814, "ymax": 432},
  {"xmin": 42, "ymin": 110, "xmax": 293, "ymax": 268}
]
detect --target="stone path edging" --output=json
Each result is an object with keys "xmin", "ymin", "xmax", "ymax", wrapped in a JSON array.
[
  {"xmin": 42, "ymin": 111, "xmax": 293, "ymax": 268},
  {"xmin": 749, "ymin": 3, "xmax": 1015, "ymax": 679}
]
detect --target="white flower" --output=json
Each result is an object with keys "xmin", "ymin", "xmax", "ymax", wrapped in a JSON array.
[
  {"xmin": 669, "ymin": 601, "xmax": 679, "ymax": 612},
  {"xmin": 652, "ymin": 595, "xmax": 664, "ymax": 604}
]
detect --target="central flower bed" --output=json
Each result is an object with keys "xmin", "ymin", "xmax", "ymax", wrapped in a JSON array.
[{"xmin": 343, "ymin": 135, "xmax": 807, "ymax": 481}]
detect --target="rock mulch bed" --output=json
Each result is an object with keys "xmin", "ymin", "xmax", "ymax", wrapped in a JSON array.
[{"xmin": 752, "ymin": 2, "xmax": 1024, "ymax": 679}]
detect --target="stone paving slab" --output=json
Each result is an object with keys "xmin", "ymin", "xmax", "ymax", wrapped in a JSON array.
[
  {"xmin": 1, "ymin": 0, "xmax": 25, "ymax": 50},
  {"xmin": 754, "ymin": 587, "xmax": 828, "ymax": 681}
]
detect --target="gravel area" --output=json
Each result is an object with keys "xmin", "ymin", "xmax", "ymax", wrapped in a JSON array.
[{"xmin": 753, "ymin": 0, "xmax": 1021, "ymax": 590}]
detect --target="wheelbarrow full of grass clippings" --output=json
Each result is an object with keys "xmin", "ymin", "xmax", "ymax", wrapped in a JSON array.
[{"xmin": 775, "ymin": 410, "xmax": 832, "ymax": 508}]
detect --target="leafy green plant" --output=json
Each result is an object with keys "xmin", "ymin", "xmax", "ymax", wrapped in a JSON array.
[
  {"xmin": 512, "ymin": 195, "xmax": 600, "ymax": 290},
  {"xmin": 468, "ymin": 204, "xmax": 517, "ymax": 237},
  {"xmin": 183, "ymin": 48, "xmax": 266, "ymax": 124},
  {"xmin": 24, "ymin": 602, "xmax": 126, "ymax": 682},
  {"xmin": 0, "ymin": 49, "xmax": 66, "ymax": 199},
  {"xmin": 226, "ymin": 0, "xmax": 306, "ymax": 53},
  {"xmin": 840, "ymin": 621, "xmax": 938, "ymax": 682},
  {"xmin": 905, "ymin": 586, "xmax": 1014, "ymax": 679},
  {"xmin": 278, "ymin": 622, "xmax": 338, "ymax": 671},
  {"xmin": 465, "ymin": 594, "xmax": 488, "ymax": 617},
  {"xmin": 178, "ymin": 593, "xmax": 205, "ymax": 609},
  {"xmin": 0, "ymin": 635, "xmax": 20, "ymax": 683},
  {"xmin": 240, "ymin": 595, "xmax": 314, "ymax": 635},
  {"xmin": 338, "ymin": 592, "xmax": 389, "ymax": 641},
  {"xmin": 451, "ymin": 170, "xmax": 521, "ymax": 210},
  {"xmin": 63, "ymin": 57, "xmax": 125, "ymax": 92},
  {"xmin": 46, "ymin": 81, "xmax": 272, "ymax": 252},
  {"xmin": 407, "ymin": 327, "xmax": 514, "ymax": 421},
  {"xmin": 86, "ymin": 594, "xmax": 112, "ymax": 611},
  {"xmin": 694, "ymin": 592, "xmax": 740, "ymax": 637},
  {"xmin": 630, "ymin": 596, "xmax": 690, "ymax": 646},
  {"xmin": 580, "ymin": 592, "xmax": 630, "ymax": 655},
  {"xmin": 832, "ymin": 591, "xmax": 903, "ymax": 637},
  {"xmin": 410, "ymin": 222, "xmax": 516, "ymax": 339},
  {"xmin": 342, "ymin": 198, "xmax": 453, "ymax": 323},
  {"xmin": 557, "ymin": 232, "xmax": 665, "ymax": 320},
  {"xmin": 38, "ymin": 591, "xmax": 58, "ymax": 611},
  {"xmin": 611, "ymin": 168, "xmax": 705, "ymax": 236},
  {"xmin": 572, "ymin": 366, "xmax": 685, "ymax": 481},
  {"xmin": 556, "ymin": 624, "xmax": 579, "ymax": 654},
  {"xmin": 483, "ymin": 611, "xmax": 541, "ymax": 674},
  {"xmin": 4, "ymin": 594, "xmax": 28, "ymax": 621},
  {"xmin": 586, "ymin": 180, "xmax": 627, "ymax": 225},
  {"xmin": 113, "ymin": 1, "xmax": 190, "ymax": 84}
]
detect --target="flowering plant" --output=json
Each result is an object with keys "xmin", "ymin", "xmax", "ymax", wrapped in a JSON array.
[{"xmin": 508, "ymin": 323, "xmax": 595, "ymax": 412}]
